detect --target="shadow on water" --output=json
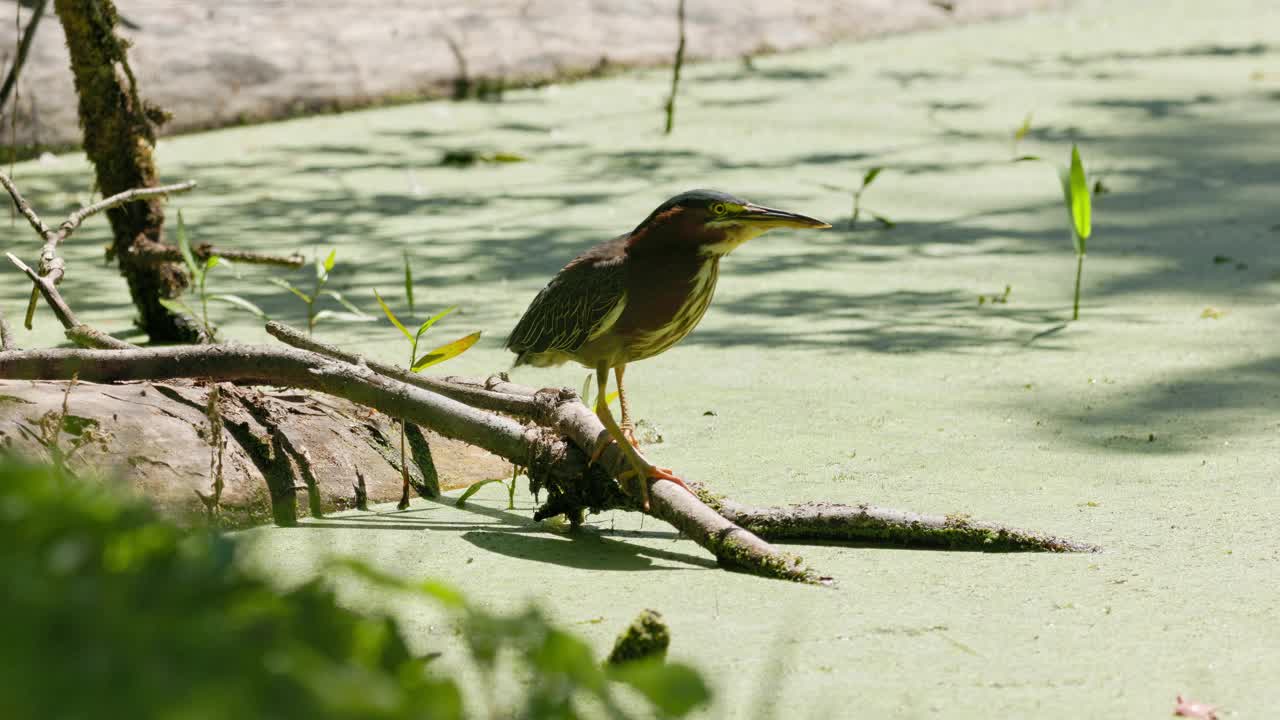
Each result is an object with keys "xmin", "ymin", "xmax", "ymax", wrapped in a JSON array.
[
  {"xmin": 686, "ymin": 287, "xmax": 1074, "ymax": 354},
  {"xmin": 296, "ymin": 497, "xmax": 715, "ymax": 573},
  {"xmin": 1028, "ymin": 355, "xmax": 1280, "ymax": 455}
]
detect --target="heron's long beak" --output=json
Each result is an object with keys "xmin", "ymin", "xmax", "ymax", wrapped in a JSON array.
[{"xmin": 738, "ymin": 203, "xmax": 831, "ymax": 229}]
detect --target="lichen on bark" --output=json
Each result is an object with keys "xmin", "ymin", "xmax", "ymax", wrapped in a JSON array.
[{"xmin": 54, "ymin": 0, "xmax": 195, "ymax": 342}]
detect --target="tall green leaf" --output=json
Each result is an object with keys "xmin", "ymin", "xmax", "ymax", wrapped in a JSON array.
[
  {"xmin": 209, "ymin": 294, "xmax": 268, "ymax": 319},
  {"xmin": 1067, "ymin": 144, "xmax": 1091, "ymax": 252},
  {"xmin": 415, "ymin": 306, "xmax": 456, "ymax": 340},
  {"xmin": 862, "ymin": 167, "xmax": 883, "ymax": 189},
  {"xmin": 157, "ymin": 297, "xmax": 195, "ymax": 318},
  {"xmin": 269, "ymin": 277, "xmax": 311, "ymax": 304},
  {"xmin": 312, "ymin": 309, "xmax": 373, "ymax": 324},
  {"xmin": 320, "ymin": 289, "xmax": 371, "ymax": 319},
  {"xmin": 1014, "ymin": 113, "xmax": 1033, "ymax": 143},
  {"xmin": 412, "ymin": 331, "xmax": 481, "ymax": 371},
  {"xmin": 455, "ymin": 478, "xmax": 505, "ymax": 508},
  {"xmin": 316, "ymin": 249, "xmax": 337, "ymax": 281},
  {"xmin": 403, "ymin": 250, "xmax": 415, "ymax": 315},
  {"xmin": 374, "ymin": 289, "xmax": 411, "ymax": 340}
]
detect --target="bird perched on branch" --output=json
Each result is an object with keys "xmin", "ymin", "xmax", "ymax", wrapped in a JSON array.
[{"xmin": 506, "ymin": 190, "xmax": 829, "ymax": 507}]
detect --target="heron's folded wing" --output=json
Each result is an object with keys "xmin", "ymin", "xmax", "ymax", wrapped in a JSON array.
[{"xmin": 506, "ymin": 257, "xmax": 626, "ymax": 355}]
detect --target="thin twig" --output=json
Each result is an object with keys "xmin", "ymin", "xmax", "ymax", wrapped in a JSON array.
[
  {"xmin": 131, "ymin": 239, "xmax": 303, "ymax": 268},
  {"xmin": 0, "ymin": 171, "xmax": 196, "ymax": 330},
  {"xmin": 0, "ymin": 0, "xmax": 46, "ymax": 113},
  {"xmin": 4, "ymin": 252, "xmax": 135, "ymax": 349},
  {"xmin": 662, "ymin": 0, "xmax": 686, "ymax": 134},
  {"xmin": 0, "ymin": 169, "xmax": 52, "ymax": 236},
  {"xmin": 265, "ymin": 321, "xmax": 540, "ymax": 416},
  {"xmin": 57, "ymin": 180, "xmax": 197, "ymax": 238}
]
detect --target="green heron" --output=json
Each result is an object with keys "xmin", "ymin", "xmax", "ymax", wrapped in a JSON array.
[{"xmin": 506, "ymin": 189, "xmax": 830, "ymax": 506}]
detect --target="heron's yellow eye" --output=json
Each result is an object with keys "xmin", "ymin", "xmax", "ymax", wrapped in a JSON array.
[{"xmin": 710, "ymin": 202, "xmax": 727, "ymax": 216}]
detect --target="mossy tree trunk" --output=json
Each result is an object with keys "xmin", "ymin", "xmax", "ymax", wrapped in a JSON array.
[{"xmin": 54, "ymin": 0, "xmax": 196, "ymax": 342}]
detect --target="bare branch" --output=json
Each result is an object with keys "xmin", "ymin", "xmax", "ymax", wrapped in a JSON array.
[
  {"xmin": 131, "ymin": 239, "xmax": 303, "ymax": 268},
  {"xmin": 4, "ymin": 252, "xmax": 135, "ymax": 349},
  {"xmin": 265, "ymin": 321, "xmax": 541, "ymax": 416},
  {"xmin": 65, "ymin": 325, "xmax": 137, "ymax": 351},
  {"xmin": 7, "ymin": 252, "xmax": 76, "ymax": 328},
  {"xmin": 1, "ymin": 171, "xmax": 196, "ymax": 332},
  {"xmin": 0, "ymin": 344, "xmax": 543, "ymax": 463},
  {"xmin": 57, "ymin": 180, "xmax": 196, "ymax": 238},
  {"xmin": 710, "ymin": 497, "xmax": 1101, "ymax": 553},
  {"xmin": 0, "ymin": 170, "xmax": 53, "ymax": 238}
]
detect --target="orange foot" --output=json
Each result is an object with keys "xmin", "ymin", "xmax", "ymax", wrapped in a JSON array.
[
  {"xmin": 647, "ymin": 466, "xmax": 695, "ymax": 496},
  {"xmin": 619, "ymin": 464, "xmax": 697, "ymax": 509},
  {"xmin": 620, "ymin": 424, "xmax": 641, "ymax": 448}
]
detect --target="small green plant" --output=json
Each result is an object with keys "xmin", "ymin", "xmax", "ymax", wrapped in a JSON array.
[
  {"xmin": 848, "ymin": 168, "xmax": 894, "ymax": 230},
  {"xmin": 158, "ymin": 212, "xmax": 267, "ymax": 340},
  {"xmin": 402, "ymin": 250, "xmax": 416, "ymax": 315},
  {"xmin": 1012, "ymin": 112, "xmax": 1033, "ymax": 157},
  {"xmin": 978, "ymin": 285, "xmax": 1012, "ymax": 306},
  {"xmin": 1060, "ymin": 145, "xmax": 1092, "ymax": 320},
  {"xmin": 663, "ymin": 0, "xmax": 687, "ymax": 134},
  {"xmin": 1015, "ymin": 144, "xmax": 1094, "ymax": 320},
  {"xmin": 374, "ymin": 288, "xmax": 481, "ymax": 509},
  {"xmin": 457, "ymin": 465, "xmax": 521, "ymax": 510},
  {"xmin": 270, "ymin": 249, "xmax": 371, "ymax": 335}
]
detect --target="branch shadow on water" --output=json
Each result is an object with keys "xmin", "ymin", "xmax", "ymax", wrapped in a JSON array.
[{"xmin": 298, "ymin": 496, "xmax": 716, "ymax": 573}]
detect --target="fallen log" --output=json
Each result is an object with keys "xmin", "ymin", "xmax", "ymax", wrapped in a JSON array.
[{"xmin": 0, "ymin": 379, "xmax": 510, "ymax": 527}]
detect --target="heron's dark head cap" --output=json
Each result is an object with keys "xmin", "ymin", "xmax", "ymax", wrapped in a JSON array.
[{"xmin": 634, "ymin": 189, "xmax": 830, "ymax": 256}]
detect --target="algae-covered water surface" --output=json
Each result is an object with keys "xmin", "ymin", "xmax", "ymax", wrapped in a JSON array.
[{"xmin": 4, "ymin": 0, "xmax": 1278, "ymax": 716}]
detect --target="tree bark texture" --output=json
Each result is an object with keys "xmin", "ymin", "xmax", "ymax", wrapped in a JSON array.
[
  {"xmin": 0, "ymin": 378, "xmax": 511, "ymax": 527},
  {"xmin": 53, "ymin": 0, "xmax": 194, "ymax": 341}
]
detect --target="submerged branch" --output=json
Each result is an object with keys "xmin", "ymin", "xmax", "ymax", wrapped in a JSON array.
[{"xmin": 711, "ymin": 497, "xmax": 1100, "ymax": 553}]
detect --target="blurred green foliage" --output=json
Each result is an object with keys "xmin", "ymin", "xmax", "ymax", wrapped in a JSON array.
[{"xmin": 0, "ymin": 456, "xmax": 709, "ymax": 719}]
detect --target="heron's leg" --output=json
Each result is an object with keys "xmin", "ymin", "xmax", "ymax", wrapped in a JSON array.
[
  {"xmin": 615, "ymin": 364, "xmax": 640, "ymax": 447},
  {"xmin": 589, "ymin": 365, "xmax": 694, "ymax": 509}
]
